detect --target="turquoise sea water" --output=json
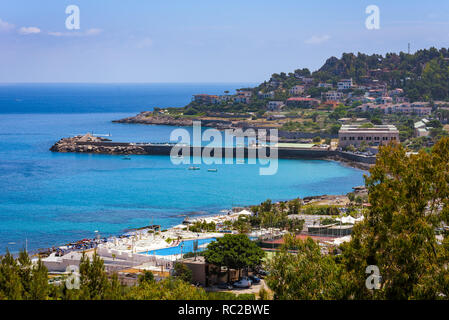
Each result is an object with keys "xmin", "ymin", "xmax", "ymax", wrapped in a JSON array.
[{"xmin": 0, "ymin": 84, "xmax": 366, "ymax": 253}]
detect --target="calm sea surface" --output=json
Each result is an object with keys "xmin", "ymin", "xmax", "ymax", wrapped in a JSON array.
[{"xmin": 0, "ymin": 84, "xmax": 366, "ymax": 253}]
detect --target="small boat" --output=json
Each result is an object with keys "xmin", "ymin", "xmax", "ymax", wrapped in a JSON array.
[
  {"xmin": 236, "ymin": 159, "xmax": 245, "ymax": 164},
  {"xmin": 207, "ymin": 169, "xmax": 218, "ymax": 172},
  {"xmin": 188, "ymin": 166, "xmax": 200, "ymax": 170},
  {"xmin": 122, "ymin": 156, "xmax": 131, "ymax": 160}
]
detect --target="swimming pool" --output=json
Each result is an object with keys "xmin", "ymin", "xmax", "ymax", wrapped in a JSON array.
[{"xmin": 139, "ymin": 237, "xmax": 217, "ymax": 256}]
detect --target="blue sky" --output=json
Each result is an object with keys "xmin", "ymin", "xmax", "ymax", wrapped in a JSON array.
[{"xmin": 1, "ymin": 0, "xmax": 449, "ymax": 83}]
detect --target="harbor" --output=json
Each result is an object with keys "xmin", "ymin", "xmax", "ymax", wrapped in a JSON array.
[{"xmin": 49, "ymin": 133, "xmax": 376, "ymax": 167}]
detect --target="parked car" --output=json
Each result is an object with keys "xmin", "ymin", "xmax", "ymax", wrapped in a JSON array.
[
  {"xmin": 217, "ymin": 282, "xmax": 233, "ymax": 290},
  {"xmin": 233, "ymin": 277, "xmax": 252, "ymax": 288},
  {"xmin": 248, "ymin": 275, "xmax": 261, "ymax": 284},
  {"xmin": 257, "ymin": 269, "xmax": 269, "ymax": 277}
]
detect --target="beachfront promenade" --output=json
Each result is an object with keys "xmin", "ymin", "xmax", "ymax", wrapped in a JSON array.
[{"xmin": 41, "ymin": 210, "xmax": 283, "ymax": 274}]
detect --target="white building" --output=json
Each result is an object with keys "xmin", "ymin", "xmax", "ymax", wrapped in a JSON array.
[
  {"xmin": 267, "ymin": 101, "xmax": 285, "ymax": 111},
  {"xmin": 339, "ymin": 125, "xmax": 400, "ymax": 147},
  {"xmin": 318, "ymin": 83, "xmax": 333, "ymax": 88},
  {"xmin": 289, "ymin": 85, "xmax": 305, "ymax": 96},
  {"xmin": 322, "ymin": 90, "xmax": 343, "ymax": 102},
  {"xmin": 337, "ymin": 78, "xmax": 353, "ymax": 91},
  {"xmin": 258, "ymin": 91, "xmax": 275, "ymax": 99}
]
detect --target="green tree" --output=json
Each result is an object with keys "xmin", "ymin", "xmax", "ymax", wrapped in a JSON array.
[
  {"xmin": 128, "ymin": 277, "xmax": 207, "ymax": 300},
  {"xmin": 29, "ymin": 259, "xmax": 50, "ymax": 300},
  {"xmin": 0, "ymin": 250, "xmax": 24, "ymax": 300},
  {"xmin": 0, "ymin": 250, "xmax": 51, "ymax": 300},
  {"xmin": 287, "ymin": 198, "xmax": 302, "ymax": 215},
  {"xmin": 173, "ymin": 262, "xmax": 193, "ymax": 283},
  {"xmin": 76, "ymin": 252, "xmax": 121, "ymax": 300},
  {"xmin": 138, "ymin": 270, "xmax": 155, "ymax": 285},
  {"xmin": 340, "ymin": 138, "xmax": 449, "ymax": 299},
  {"xmin": 266, "ymin": 235, "xmax": 344, "ymax": 299},
  {"xmin": 203, "ymin": 234, "xmax": 265, "ymax": 281},
  {"xmin": 233, "ymin": 216, "xmax": 251, "ymax": 234},
  {"xmin": 286, "ymin": 218, "xmax": 305, "ymax": 234}
]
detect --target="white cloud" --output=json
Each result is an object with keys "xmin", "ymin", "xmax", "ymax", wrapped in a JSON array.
[
  {"xmin": 48, "ymin": 31, "xmax": 63, "ymax": 37},
  {"xmin": 136, "ymin": 37, "xmax": 153, "ymax": 49},
  {"xmin": 0, "ymin": 18, "xmax": 14, "ymax": 32},
  {"xmin": 18, "ymin": 27, "xmax": 41, "ymax": 35},
  {"xmin": 85, "ymin": 28, "xmax": 102, "ymax": 36},
  {"xmin": 47, "ymin": 28, "xmax": 102, "ymax": 37},
  {"xmin": 304, "ymin": 34, "xmax": 331, "ymax": 45}
]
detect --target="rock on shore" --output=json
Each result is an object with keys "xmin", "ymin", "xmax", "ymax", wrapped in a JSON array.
[{"xmin": 49, "ymin": 133, "xmax": 147, "ymax": 155}]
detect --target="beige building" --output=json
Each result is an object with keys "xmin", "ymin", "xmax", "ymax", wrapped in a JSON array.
[
  {"xmin": 289, "ymin": 85, "xmax": 305, "ymax": 96},
  {"xmin": 181, "ymin": 256, "xmax": 239, "ymax": 286},
  {"xmin": 338, "ymin": 124, "xmax": 399, "ymax": 148}
]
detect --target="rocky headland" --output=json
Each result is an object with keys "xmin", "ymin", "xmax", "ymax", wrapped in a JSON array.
[
  {"xmin": 49, "ymin": 133, "xmax": 148, "ymax": 155},
  {"xmin": 112, "ymin": 111, "xmax": 236, "ymax": 129}
]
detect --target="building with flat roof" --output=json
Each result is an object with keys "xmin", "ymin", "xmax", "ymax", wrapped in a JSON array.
[
  {"xmin": 338, "ymin": 124, "xmax": 399, "ymax": 147},
  {"xmin": 286, "ymin": 97, "xmax": 320, "ymax": 108},
  {"xmin": 321, "ymin": 90, "xmax": 343, "ymax": 102},
  {"xmin": 289, "ymin": 85, "xmax": 305, "ymax": 96},
  {"xmin": 337, "ymin": 78, "xmax": 353, "ymax": 91},
  {"xmin": 266, "ymin": 100, "xmax": 285, "ymax": 111},
  {"xmin": 193, "ymin": 94, "xmax": 219, "ymax": 104}
]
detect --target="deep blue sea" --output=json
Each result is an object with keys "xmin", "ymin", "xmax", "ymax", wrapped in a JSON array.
[{"xmin": 0, "ymin": 84, "xmax": 366, "ymax": 253}]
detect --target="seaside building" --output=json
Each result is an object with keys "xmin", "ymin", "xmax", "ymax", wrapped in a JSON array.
[
  {"xmin": 289, "ymin": 85, "xmax": 305, "ymax": 96},
  {"xmin": 321, "ymin": 90, "xmax": 343, "ymax": 102},
  {"xmin": 337, "ymin": 78, "xmax": 353, "ymax": 91},
  {"xmin": 355, "ymin": 102, "xmax": 432, "ymax": 116},
  {"xmin": 414, "ymin": 119, "xmax": 430, "ymax": 137},
  {"xmin": 236, "ymin": 89, "xmax": 252, "ymax": 97},
  {"xmin": 318, "ymin": 82, "xmax": 333, "ymax": 89},
  {"xmin": 286, "ymin": 97, "xmax": 320, "ymax": 108},
  {"xmin": 302, "ymin": 77, "xmax": 314, "ymax": 84},
  {"xmin": 181, "ymin": 256, "xmax": 239, "ymax": 286},
  {"xmin": 267, "ymin": 101, "xmax": 285, "ymax": 111},
  {"xmin": 338, "ymin": 124, "xmax": 400, "ymax": 147},
  {"xmin": 377, "ymin": 96, "xmax": 393, "ymax": 104},
  {"xmin": 218, "ymin": 95, "xmax": 233, "ymax": 103},
  {"xmin": 193, "ymin": 94, "xmax": 219, "ymax": 104},
  {"xmin": 233, "ymin": 96, "xmax": 251, "ymax": 104},
  {"xmin": 258, "ymin": 91, "xmax": 275, "ymax": 99}
]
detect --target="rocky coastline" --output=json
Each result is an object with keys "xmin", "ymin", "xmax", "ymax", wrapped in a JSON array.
[
  {"xmin": 324, "ymin": 154, "xmax": 373, "ymax": 171},
  {"xmin": 113, "ymin": 111, "xmax": 236, "ymax": 130}
]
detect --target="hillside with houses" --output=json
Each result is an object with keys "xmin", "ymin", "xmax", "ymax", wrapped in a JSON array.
[{"xmin": 127, "ymin": 48, "xmax": 449, "ymax": 152}]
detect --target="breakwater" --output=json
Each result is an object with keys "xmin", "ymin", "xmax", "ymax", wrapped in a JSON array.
[{"xmin": 50, "ymin": 134, "xmax": 375, "ymax": 168}]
